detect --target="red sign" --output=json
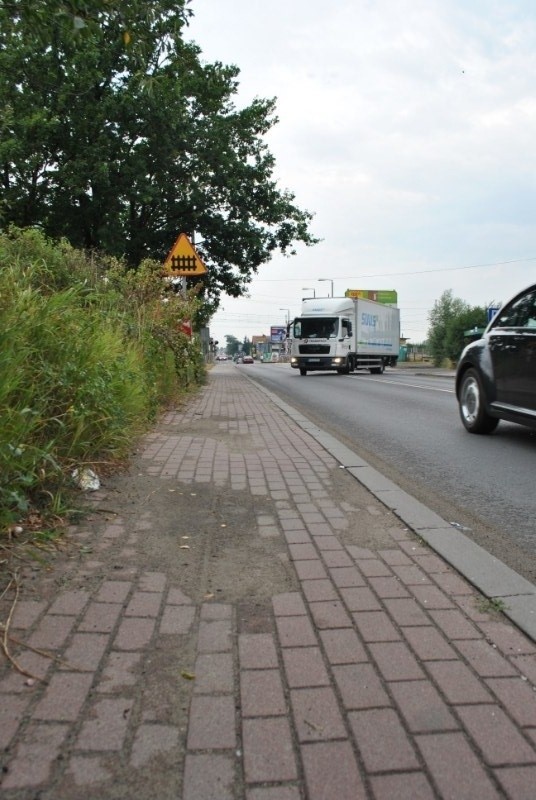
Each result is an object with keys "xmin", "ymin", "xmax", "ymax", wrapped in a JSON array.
[{"xmin": 179, "ymin": 319, "xmax": 192, "ymax": 337}]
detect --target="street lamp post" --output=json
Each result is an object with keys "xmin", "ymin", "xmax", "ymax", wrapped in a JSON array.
[
  {"xmin": 279, "ymin": 308, "xmax": 290, "ymax": 324},
  {"xmin": 302, "ymin": 287, "xmax": 316, "ymax": 298},
  {"xmin": 318, "ymin": 278, "xmax": 334, "ymax": 297},
  {"xmin": 278, "ymin": 308, "xmax": 291, "ymax": 358}
]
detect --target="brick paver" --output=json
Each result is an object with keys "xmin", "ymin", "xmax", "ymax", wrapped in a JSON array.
[
  {"xmin": 183, "ymin": 754, "xmax": 235, "ymax": 800},
  {"xmin": 242, "ymin": 717, "xmax": 298, "ymax": 783},
  {"xmin": 1, "ymin": 367, "xmax": 536, "ymax": 799},
  {"xmin": 301, "ymin": 741, "xmax": 366, "ymax": 800},
  {"xmin": 187, "ymin": 695, "xmax": 237, "ymax": 749},
  {"xmin": 350, "ymin": 707, "xmax": 420, "ymax": 771}
]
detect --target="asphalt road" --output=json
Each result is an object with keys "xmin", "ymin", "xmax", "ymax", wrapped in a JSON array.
[{"xmin": 233, "ymin": 361, "xmax": 536, "ymax": 584}]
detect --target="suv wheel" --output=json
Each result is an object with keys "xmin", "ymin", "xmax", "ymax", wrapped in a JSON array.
[{"xmin": 459, "ymin": 368, "xmax": 499, "ymax": 434}]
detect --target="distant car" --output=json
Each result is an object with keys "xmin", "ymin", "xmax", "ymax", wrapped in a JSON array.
[
  {"xmin": 215, "ymin": 355, "xmax": 227, "ymax": 361},
  {"xmin": 456, "ymin": 282, "xmax": 536, "ymax": 433},
  {"xmin": 242, "ymin": 355, "xmax": 254, "ymax": 364}
]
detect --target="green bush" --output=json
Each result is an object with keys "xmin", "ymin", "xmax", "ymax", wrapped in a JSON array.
[{"xmin": 0, "ymin": 228, "xmax": 205, "ymax": 532}]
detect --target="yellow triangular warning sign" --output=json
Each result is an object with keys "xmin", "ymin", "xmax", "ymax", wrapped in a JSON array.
[{"xmin": 163, "ymin": 233, "xmax": 208, "ymax": 276}]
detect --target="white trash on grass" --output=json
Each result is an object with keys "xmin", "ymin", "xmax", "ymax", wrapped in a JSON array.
[{"xmin": 72, "ymin": 467, "xmax": 100, "ymax": 491}]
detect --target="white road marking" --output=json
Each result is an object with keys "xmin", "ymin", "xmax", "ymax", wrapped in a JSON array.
[{"xmin": 365, "ymin": 377, "xmax": 455, "ymax": 394}]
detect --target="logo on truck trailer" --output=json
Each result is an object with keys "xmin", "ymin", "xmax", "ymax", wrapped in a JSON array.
[{"xmin": 361, "ymin": 313, "xmax": 379, "ymax": 328}]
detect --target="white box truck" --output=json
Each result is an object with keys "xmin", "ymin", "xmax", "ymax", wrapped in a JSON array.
[{"xmin": 289, "ymin": 297, "xmax": 400, "ymax": 376}]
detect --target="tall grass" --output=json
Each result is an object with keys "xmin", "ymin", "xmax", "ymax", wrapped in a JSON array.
[{"xmin": 0, "ymin": 227, "xmax": 205, "ymax": 532}]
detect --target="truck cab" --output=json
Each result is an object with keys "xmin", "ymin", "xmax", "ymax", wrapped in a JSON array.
[{"xmin": 290, "ymin": 310, "xmax": 354, "ymax": 375}]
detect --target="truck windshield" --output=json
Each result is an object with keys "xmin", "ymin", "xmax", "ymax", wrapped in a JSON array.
[{"xmin": 292, "ymin": 317, "xmax": 339, "ymax": 339}]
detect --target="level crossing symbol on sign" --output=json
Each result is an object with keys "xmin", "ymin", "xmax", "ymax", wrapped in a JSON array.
[{"xmin": 163, "ymin": 233, "xmax": 208, "ymax": 277}]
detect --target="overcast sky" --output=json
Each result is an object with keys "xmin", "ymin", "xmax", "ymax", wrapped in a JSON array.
[{"xmin": 187, "ymin": 0, "xmax": 536, "ymax": 344}]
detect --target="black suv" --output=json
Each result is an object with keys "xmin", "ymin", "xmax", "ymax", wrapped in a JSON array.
[{"xmin": 456, "ymin": 282, "xmax": 536, "ymax": 434}]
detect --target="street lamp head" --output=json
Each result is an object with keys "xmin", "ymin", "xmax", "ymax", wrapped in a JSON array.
[
  {"xmin": 318, "ymin": 278, "xmax": 334, "ymax": 297},
  {"xmin": 279, "ymin": 307, "xmax": 290, "ymax": 322}
]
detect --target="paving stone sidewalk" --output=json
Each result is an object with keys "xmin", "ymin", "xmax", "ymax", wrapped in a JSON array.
[{"xmin": 2, "ymin": 367, "xmax": 536, "ymax": 799}]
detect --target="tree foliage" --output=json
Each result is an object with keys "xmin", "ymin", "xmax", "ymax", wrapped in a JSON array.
[
  {"xmin": 0, "ymin": 1, "xmax": 193, "ymax": 47},
  {"xmin": 427, "ymin": 289, "xmax": 487, "ymax": 365},
  {"xmin": 443, "ymin": 306, "xmax": 487, "ymax": 363},
  {"xmin": 0, "ymin": 0, "xmax": 318, "ymax": 314},
  {"xmin": 225, "ymin": 335, "xmax": 240, "ymax": 357}
]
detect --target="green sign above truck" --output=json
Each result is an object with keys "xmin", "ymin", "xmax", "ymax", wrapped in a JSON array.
[{"xmin": 345, "ymin": 289, "xmax": 398, "ymax": 305}]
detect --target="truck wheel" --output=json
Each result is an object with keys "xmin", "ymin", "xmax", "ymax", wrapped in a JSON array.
[
  {"xmin": 458, "ymin": 368, "xmax": 499, "ymax": 434},
  {"xmin": 299, "ymin": 367, "xmax": 307, "ymax": 376}
]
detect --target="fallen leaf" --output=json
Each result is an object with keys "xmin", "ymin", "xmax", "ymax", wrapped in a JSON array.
[
  {"xmin": 179, "ymin": 545, "xmax": 190, "ymax": 550},
  {"xmin": 180, "ymin": 670, "xmax": 195, "ymax": 680}
]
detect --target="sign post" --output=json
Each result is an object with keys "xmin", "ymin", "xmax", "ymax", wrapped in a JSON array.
[{"xmin": 163, "ymin": 233, "xmax": 208, "ymax": 335}]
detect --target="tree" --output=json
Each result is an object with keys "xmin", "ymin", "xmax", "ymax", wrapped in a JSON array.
[
  {"xmin": 444, "ymin": 306, "xmax": 487, "ymax": 363},
  {"xmin": 427, "ymin": 291, "xmax": 466, "ymax": 365},
  {"xmin": 427, "ymin": 290, "xmax": 487, "ymax": 365},
  {"xmin": 225, "ymin": 335, "xmax": 240, "ymax": 357},
  {"xmin": 0, "ymin": 0, "xmax": 318, "ymax": 315}
]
